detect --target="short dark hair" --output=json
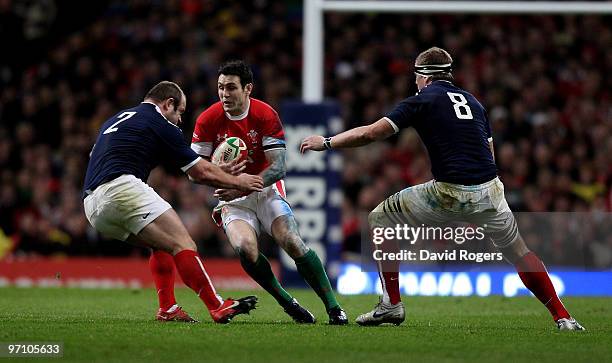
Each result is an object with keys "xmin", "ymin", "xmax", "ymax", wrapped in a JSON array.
[
  {"xmin": 144, "ymin": 81, "xmax": 184, "ymax": 110},
  {"xmin": 415, "ymin": 47, "xmax": 454, "ymax": 82},
  {"xmin": 218, "ymin": 60, "xmax": 253, "ymax": 88}
]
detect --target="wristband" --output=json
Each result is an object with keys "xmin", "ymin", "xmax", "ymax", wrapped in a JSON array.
[{"xmin": 323, "ymin": 137, "xmax": 333, "ymax": 150}]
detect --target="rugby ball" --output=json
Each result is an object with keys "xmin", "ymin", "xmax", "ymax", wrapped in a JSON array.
[{"xmin": 211, "ymin": 137, "xmax": 248, "ymax": 165}]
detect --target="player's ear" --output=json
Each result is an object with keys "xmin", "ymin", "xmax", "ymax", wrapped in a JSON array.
[
  {"xmin": 163, "ymin": 98, "xmax": 175, "ymax": 111},
  {"xmin": 244, "ymin": 83, "xmax": 253, "ymax": 96}
]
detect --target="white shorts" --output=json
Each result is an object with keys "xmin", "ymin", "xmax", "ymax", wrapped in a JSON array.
[
  {"xmin": 213, "ymin": 181, "xmax": 293, "ymax": 236},
  {"xmin": 83, "ymin": 174, "xmax": 172, "ymax": 241},
  {"xmin": 370, "ymin": 177, "xmax": 519, "ymax": 248}
]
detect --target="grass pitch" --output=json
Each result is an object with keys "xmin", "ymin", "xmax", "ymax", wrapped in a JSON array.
[{"xmin": 1, "ymin": 288, "xmax": 610, "ymax": 362}]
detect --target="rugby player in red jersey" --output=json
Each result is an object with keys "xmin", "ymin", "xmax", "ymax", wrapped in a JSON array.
[{"xmin": 191, "ymin": 61, "xmax": 347, "ymax": 325}]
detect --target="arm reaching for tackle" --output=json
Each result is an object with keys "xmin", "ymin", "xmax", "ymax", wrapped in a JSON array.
[{"xmin": 300, "ymin": 118, "xmax": 395, "ymax": 152}]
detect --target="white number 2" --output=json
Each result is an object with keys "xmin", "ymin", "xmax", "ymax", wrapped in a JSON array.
[
  {"xmin": 103, "ymin": 112, "xmax": 137, "ymax": 134},
  {"xmin": 447, "ymin": 92, "xmax": 473, "ymax": 120}
]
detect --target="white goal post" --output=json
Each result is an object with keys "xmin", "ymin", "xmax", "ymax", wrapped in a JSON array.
[{"xmin": 302, "ymin": 0, "xmax": 612, "ymax": 103}]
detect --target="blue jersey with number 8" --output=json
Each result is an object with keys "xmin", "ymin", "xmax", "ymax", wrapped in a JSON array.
[{"xmin": 385, "ymin": 80, "xmax": 497, "ymax": 185}]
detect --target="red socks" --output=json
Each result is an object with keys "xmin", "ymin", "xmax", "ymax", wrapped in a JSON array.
[
  {"xmin": 381, "ymin": 271, "xmax": 401, "ymax": 305},
  {"xmin": 377, "ymin": 239, "xmax": 401, "ymax": 305},
  {"xmin": 173, "ymin": 249, "xmax": 223, "ymax": 311},
  {"xmin": 149, "ymin": 250, "xmax": 177, "ymax": 311},
  {"xmin": 515, "ymin": 252, "xmax": 570, "ymax": 321}
]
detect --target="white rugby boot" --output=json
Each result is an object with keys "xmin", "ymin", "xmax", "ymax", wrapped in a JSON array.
[
  {"xmin": 356, "ymin": 298, "xmax": 405, "ymax": 326},
  {"xmin": 556, "ymin": 317, "xmax": 585, "ymax": 331}
]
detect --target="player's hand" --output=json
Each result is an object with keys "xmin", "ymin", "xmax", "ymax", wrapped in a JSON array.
[
  {"xmin": 218, "ymin": 158, "xmax": 246, "ymax": 176},
  {"xmin": 235, "ymin": 174, "xmax": 264, "ymax": 193},
  {"xmin": 214, "ymin": 188, "xmax": 246, "ymax": 201},
  {"xmin": 300, "ymin": 135, "xmax": 325, "ymax": 153}
]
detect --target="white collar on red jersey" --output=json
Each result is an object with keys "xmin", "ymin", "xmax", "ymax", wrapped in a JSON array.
[{"xmin": 225, "ymin": 98, "xmax": 250, "ymax": 121}]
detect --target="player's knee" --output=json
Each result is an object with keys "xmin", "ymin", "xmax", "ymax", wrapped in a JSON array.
[
  {"xmin": 234, "ymin": 240, "xmax": 258, "ymax": 263},
  {"xmin": 236, "ymin": 245, "xmax": 258, "ymax": 264},
  {"xmin": 282, "ymin": 234, "xmax": 308, "ymax": 259},
  {"xmin": 500, "ymin": 235, "xmax": 530, "ymax": 264},
  {"xmin": 233, "ymin": 235, "xmax": 257, "ymax": 251}
]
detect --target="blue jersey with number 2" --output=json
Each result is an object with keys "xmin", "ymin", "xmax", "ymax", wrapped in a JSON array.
[{"xmin": 83, "ymin": 102, "xmax": 199, "ymax": 196}]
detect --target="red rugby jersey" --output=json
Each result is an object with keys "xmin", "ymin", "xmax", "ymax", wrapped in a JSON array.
[{"xmin": 191, "ymin": 98, "xmax": 285, "ymax": 175}]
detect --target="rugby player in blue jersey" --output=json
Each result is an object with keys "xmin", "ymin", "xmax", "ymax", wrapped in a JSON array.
[
  {"xmin": 83, "ymin": 81, "xmax": 263, "ymax": 323},
  {"xmin": 300, "ymin": 47, "xmax": 583, "ymax": 331}
]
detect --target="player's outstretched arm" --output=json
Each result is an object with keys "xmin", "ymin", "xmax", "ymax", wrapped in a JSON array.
[
  {"xmin": 300, "ymin": 117, "xmax": 395, "ymax": 153},
  {"xmin": 187, "ymin": 159, "xmax": 263, "ymax": 192}
]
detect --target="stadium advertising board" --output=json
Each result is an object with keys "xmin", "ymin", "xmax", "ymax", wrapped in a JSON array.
[{"xmin": 280, "ymin": 101, "xmax": 343, "ymax": 286}]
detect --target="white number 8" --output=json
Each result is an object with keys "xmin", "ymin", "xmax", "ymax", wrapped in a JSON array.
[{"xmin": 447, "ymin": 92, "xmax": 473, "ymax": 120}]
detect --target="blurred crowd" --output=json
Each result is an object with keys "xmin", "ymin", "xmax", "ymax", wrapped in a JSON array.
[{"xmin": 0, "ymin": 1, "xmax": 609, "ymax": 267}]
